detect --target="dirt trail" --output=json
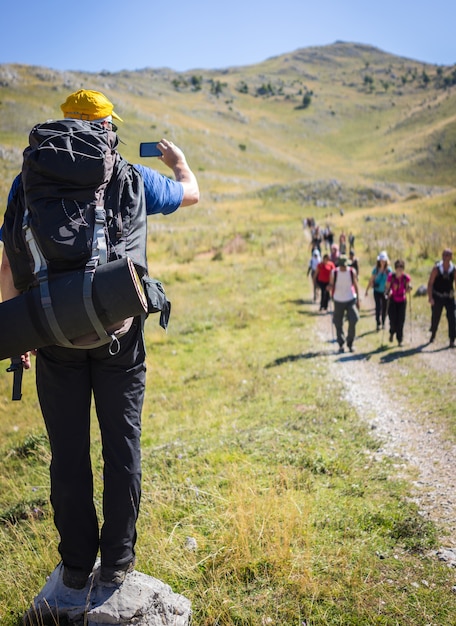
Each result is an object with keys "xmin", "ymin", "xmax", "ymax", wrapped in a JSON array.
[{"xmin": 314, "ymin": 298, "xmax": 456, "ymax": 557}]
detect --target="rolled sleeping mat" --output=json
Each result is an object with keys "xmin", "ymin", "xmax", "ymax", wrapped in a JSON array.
[{"xmin": 0, "ymin": 256, "xmax": 147, "ymax": 361}]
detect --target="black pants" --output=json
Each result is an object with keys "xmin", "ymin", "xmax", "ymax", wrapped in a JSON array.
[
  {"xmin": 373, "ymin": 290, "xmax": 387, "ymax": 327},
  {"xmin": 332, "ymin": 299, "xmax": 359, "ymax": 347},
  {"xmin": 36, "ymin": 317, "xmax": 146, "ymax": 573},
  {"xmin": 317, "ymin": 280, "xmax": 330, "ymax": 310},
  {"xmin": 388, "ymin": 300, "xmax": 407, "ymax": 342},
  {"xmin": 430, "ymin": 296, "xmax": 456, "ymax": 341}
]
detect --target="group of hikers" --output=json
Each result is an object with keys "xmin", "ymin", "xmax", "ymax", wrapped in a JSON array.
[{"xmin": 305, "ymin": 222, "xmax": 456, "ymax": 353}]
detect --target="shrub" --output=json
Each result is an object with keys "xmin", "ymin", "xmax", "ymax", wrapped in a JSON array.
[
  {"xmin": 237, "ymin": 81, "xmax": 249, "ymax": 94},
  {"xmin": 301, "ymin": 91, "xmax": 312, "ymax": 109}
]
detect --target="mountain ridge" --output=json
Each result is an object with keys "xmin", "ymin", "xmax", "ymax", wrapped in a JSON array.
[{"xmin": 0, "ymin": 41, "xmax": 455, "ymax": 208}]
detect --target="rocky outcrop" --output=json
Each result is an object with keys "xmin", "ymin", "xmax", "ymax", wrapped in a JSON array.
[{"xmin": 23, "ymin": 562, "xmax": 191, "ymax": 626}]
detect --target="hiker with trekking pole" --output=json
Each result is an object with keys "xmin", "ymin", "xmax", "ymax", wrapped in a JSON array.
[
  {"xmin": 384, "ymin": 259, "xmax": 412, "ymax": 347},
  {"xmin": 328, "ymin": 254, "xmax": 360, "ymax": 353},
  {"xmin": 427, "ymin": 248, "xmax": 456, "ymax": 348},
  {"xmin": 365, "ymin": 250, "xmax": 392, "ymax": 332},
  {"xmin": 0, "ymin": 89, "xmax": 199, "ymax": 593},
  {"xmin": 307, "ymin": 248, "xmax": 321, "ymax": 302},
  {"xmin": 315, "ymin": 252, "xmax": 335, "ymax": 312}
]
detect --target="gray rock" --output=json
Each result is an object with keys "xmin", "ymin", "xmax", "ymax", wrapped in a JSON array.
[
  {"xmin": 435, "ymin": 547, "xmax": 456, "ymax": 568},
  {"xmin": 414, "ymin": 284, "xmax": 427, "ymax": 296},
  {"xmin": 24, "ymin": 562, "xmax": 191, "ymax": 626}
]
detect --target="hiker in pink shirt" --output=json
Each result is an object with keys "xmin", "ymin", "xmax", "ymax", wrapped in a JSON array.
[{"xmin": 385, "ymin": 259, "xmax": 412, "ymax": 347}]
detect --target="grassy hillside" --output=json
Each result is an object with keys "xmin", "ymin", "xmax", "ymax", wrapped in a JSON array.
[{"xmin": 1, "ymin": 41, "xmax": 455, "ymax": 206}]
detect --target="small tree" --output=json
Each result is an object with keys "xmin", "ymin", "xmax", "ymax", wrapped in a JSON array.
[
  {"xmin": 190, "ymin": 75, "xmax": 203, "ymax": 91},
  {"xmin": 210, "ymin": 79, "xmax": 227, "ymax": 97},
  {"xmin": 364, "ymin": 75, "xmax": 374, "ymax": 92},
  {"xmin": 302, "ymin": 91, "xmax": 312, "ymax": 109},
  {"xmin": 237, "ymin": 81, "xmax": 249, "ymax": 94}
]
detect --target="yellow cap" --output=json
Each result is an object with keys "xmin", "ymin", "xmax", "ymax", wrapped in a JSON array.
[{"xmin": 60, "ymin": 89, "xmax": 123, "ymax": 122}]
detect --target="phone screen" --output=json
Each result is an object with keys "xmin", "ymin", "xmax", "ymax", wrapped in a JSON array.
[{"xmin": 140, "ymin": 142, "xmax": 162, "ymax": 157}]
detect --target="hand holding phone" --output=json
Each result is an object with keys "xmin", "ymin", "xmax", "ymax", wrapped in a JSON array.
[{"xmin": 139, "ymin": 142, "xmax": 163, "ymax": 157}]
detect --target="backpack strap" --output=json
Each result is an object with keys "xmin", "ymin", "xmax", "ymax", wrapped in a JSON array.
[
  {"xmin": 333, "ymin": 266, "xmax": 354, "ymax": 286},
  {"xmin": 23, "ymin": 210, "xmax": 75, "ymax": 348},
  {"xmin": 81, "ymin": 204, "xmax": 123, "ymax": 354},
  {"xmin": 93, "ymin": 205, "xmax": 108, "ymax": 265}
]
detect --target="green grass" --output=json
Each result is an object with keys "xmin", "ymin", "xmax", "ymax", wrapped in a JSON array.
[{"xmin": 1, "ymin": 193, "xmax": 456, "ymax": 624}]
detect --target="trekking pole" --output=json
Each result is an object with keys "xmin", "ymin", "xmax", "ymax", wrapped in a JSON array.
[
  {"xmin": 328, "ymin": 296, "xmax": 335, "ymax": 342},
  {"xmin": 409, "ymin": 289, "xmax": 413, "ymax": 342},
  {"xmin": 6, "ymin": 356, "xmax": 24, "ymax": 401}
]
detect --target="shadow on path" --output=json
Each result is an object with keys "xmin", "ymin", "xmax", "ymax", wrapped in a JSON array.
[
  {"xmin": 380, "ymin": 341, "xmax": 449, "ymax": 364},
  {"xmin": 265, "ymin": 349, "xmax": 334, "ymax": 368},
  {"xmin": 284, "ymin": 299, "xmax": 315, "ymax": 306}
]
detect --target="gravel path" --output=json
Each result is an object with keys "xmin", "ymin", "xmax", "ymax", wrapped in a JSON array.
[{"xmin": 315, "ymin": 302, "xmax": 456, "ymax": 561}]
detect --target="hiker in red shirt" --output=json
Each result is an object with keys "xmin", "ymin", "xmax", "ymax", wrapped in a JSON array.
[{"xmin": 315, "ymin": 253, "xmax": 335, "ymax": 311}]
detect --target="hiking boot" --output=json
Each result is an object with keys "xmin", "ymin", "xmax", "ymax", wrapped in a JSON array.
[
  {"xmin": 338, "ymin": 346, "xmax": 345, "ymax": 354},
  {"xmin": 398, "ymin": 341, "xmax": 403, "ymax": 347},
  {"xmin": 389, "ymin": 333, "xmax": 394, "ymax": 342},
  {"xmin": 100, "ymin": 560, "xmax": 135, "ymax": 586},
  {"xmin": 347, "ymin": 343, "xmax": 354, "ymax": 352},
  {"xmin": 450, "ymin": 340, "xmax": 455, "ymax": 348},
  {"xmin": 376, "ymin": 324, "xmax": 381, "ymax": 332},
  {"xmin": 62, "ymin": 565, "xmax": 90, "ymax": 590},
  {"xmin": 429, "ymin": 333, "xmax": 435, "ymax": 344}
]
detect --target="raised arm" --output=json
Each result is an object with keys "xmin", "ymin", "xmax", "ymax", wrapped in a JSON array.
[{"xmin": 157, "ymin": 139, "xmax": 200, "ymax": 207}]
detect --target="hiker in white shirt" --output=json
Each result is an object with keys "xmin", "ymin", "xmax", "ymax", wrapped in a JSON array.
[{"xmin": 328, "ymin": 254, "xmax": 360, "ymax": 353}]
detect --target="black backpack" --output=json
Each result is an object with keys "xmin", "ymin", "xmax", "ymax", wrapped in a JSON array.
[{"xmin": 2, "ymin": 119, "xmax": 169, "ymax": 349}]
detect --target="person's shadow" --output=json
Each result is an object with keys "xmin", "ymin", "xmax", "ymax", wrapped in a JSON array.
[
  {"xmin": 265, "ymin": 349, "xmax": 333, "ymax": 368},
  {"xmin": 379, "ymin": 342, "xmax": 430, "ymax": 363},
  {"xmin": 285, "ymin": 298, "xmax": 315, "ymax": 306},
  {"xmin": 285, "ymin": 298, "xmax": 323, "ymax": 318}
]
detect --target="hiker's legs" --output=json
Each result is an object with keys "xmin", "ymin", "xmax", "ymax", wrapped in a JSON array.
[
  {"xmin": 444, "ymin": 298, "xmax": 456, "ymax": 342},
  {"xmin": 396, "ymin": 301, "xmax": 407, "ymax": 343},
  {"xmin": 430, "ymin": 297, "xmax": 444, "ymax": 337},
  {"xmin": 381, "ymin": 293, "xmax": 388, "ymax": 326},
  {"xmin": 332, "ymin": 301, "xmax": 346, "ymax": 347},
  {"xmin": 373, "ymin": 291, "xmax": 383, "ymax": 327},
  {"xmin": 346, "ymin": 300, "xmax": 360, "ymax": 347},
  {"xmin": 92, "ymin": 318, "xmax": 146, "ymax": 568},
  {"xmin": 318, "ymin": 281, "xmax": 329, "ymax": 310},
  {"xmin": 311, "ymin": 272, "xmax": 317, "ymax": 301},
  {"xmin": 388, "ymin": 300, "xmax": 398, "ymax": 337},
  {"xmin": 36, "ymin": 347, "xmax": 99, "ymax": 573}
]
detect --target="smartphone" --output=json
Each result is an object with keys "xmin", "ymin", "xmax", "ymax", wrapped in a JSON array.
[{"xmin": 140, "ymin": 142, "xmax": 162, "ymax": 157}]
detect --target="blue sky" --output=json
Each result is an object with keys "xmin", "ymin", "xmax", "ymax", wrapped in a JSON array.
[{"xmin": 1, "ymin": 0, "xmax": 454, "ymax": 72}]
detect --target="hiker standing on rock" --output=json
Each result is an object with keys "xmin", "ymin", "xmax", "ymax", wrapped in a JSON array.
[
  {"xmin": 427, "ymin": 249, "xmax": 456, "ymax": 348},
  {"xmin": 0, "ymin": 89, "xmax": 199, "ymax": 591},
  {"xmin": 365, "ymin": 251, "xmax": 392, "ymax": 331},
  {"xmin": 328, "ymin": 254, "xmax": 360, "ymax": 353},
  {"xmin": 385, "ymin": 259, "xmax": 412, "ymax": 347}
]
